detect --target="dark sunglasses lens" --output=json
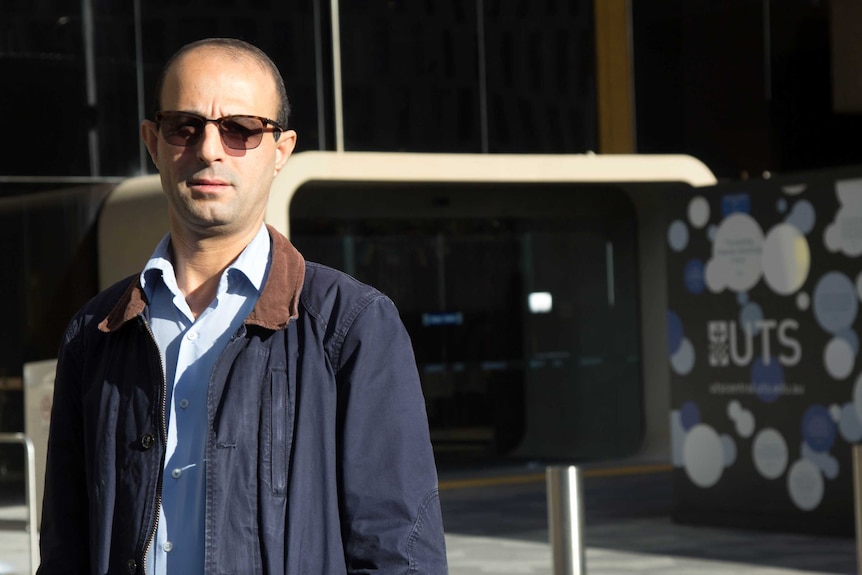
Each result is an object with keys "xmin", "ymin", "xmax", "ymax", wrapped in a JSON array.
[
  {"xmin": 160, "ymin": 114, "xmax": 204, "ymax": 146},
  {"xmin": 219, "ymin": 117, "xmax": 265, "ymax": 150}
]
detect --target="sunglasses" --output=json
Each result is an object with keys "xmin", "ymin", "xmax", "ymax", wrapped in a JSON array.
[{"xmin": 155, "ymin": 111, "xmax": 285, "ymax": 150}]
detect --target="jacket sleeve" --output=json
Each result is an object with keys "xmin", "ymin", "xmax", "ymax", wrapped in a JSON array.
[
  {"xmin": 37, "ymin": 316, "xmax": 91, "ymax": 574},
  {"xmin": 334, "ymin": 295, "xmax": 448, "ymax": 574}
]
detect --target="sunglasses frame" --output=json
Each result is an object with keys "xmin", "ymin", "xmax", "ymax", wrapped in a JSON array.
[{"xmin": 155, "ymin": 111, "xmax": 285, "ymax": 150}]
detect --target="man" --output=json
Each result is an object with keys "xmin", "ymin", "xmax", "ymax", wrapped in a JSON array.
[{"xmin": 38, "ymin": 38, "xmax": 448, "ymax": 575}]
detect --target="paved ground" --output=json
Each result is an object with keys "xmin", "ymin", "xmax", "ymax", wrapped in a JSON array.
[
  {"xmin": 0, "ymin": 498, "xmax": 30, "ymax": 575},
  {"xmin": 439, "ymin": 463, "xmax": 857, "ymax": 575},
  {"xmin": 0, "ymin": 464, "xmax": 858, "ymax": 574}
]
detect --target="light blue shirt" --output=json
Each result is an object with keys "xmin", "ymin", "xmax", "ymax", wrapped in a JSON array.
[{"xmin": 141, "ymin": 224, "xmax": 271, "ymax": 575}]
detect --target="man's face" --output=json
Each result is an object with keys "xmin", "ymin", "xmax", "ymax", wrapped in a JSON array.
[{"xmin": 142, "ymin": 48, "xmax": 296, "ymax": 239}]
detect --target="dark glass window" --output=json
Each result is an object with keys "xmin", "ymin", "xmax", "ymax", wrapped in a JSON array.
[
  {"xmin": 290, "ymin": 181, "xmax": 642, "ymax": 463},
  {"xmin": 0, "ymin": 7, "xmax": 91, "ymax": 175},
  {"xmin": 338, "ymin": 2, "xmax": 482, "ymax": 152},
  {"xmin": 338, "ymin": 0, "xmax": 597, "ymax": 153},
  {"xmin": 484, "ymin": 0, "xmax": 598, "ymax": 153}
]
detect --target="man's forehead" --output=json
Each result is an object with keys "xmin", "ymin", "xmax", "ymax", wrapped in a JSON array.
[
  {"xmin": 169, "ymin": 46, "xmax": 262, "ymax": 76},
  {"xmin": 161, "ymin": 47, "xmax": 277, "ymax": 108}
]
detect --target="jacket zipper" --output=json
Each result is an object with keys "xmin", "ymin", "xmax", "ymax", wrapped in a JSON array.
[{"xmin": 141, "ymin": 317, "xmax": 168, "ymax": 575}]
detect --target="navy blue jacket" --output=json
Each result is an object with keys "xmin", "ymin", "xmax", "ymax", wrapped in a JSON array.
[{"xmin": 38, "ymin": 227, "xmax": 448, "ymax": 575}]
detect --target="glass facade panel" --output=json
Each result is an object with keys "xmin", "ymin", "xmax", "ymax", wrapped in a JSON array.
[
  {"xmin": 484, "ymin": 0, "xmax": 598, "ymax": 153},
  {"xmin": 1, "ymin": 5, "xmax": 90, "ymax": 176},
  {"xmin": 337, "ymin": 0, "xmax": 597, "ymax": 152},
  {"xmin": 338, "ymin": 2, "xmax": 482, "ymax": 152},
  {"xmin": 5, "ymin": 0, "xmax": 598, "ymax": 176}
]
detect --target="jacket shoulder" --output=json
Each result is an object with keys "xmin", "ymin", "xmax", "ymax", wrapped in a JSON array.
[
  {"xmin": 63, "ymin": 275, "xmax": 138, "ymax": 344},
  {"xmin": 299, "ymin": 262, "xmax": 396, "ymax": 367},
  {"xmin": 299, "ymin": 261, "xmax": 385, "ymax": 325}
]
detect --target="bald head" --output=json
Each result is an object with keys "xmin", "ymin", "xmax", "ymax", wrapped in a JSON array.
[{"xmin": 153, "ymin": 38, "xmax": 291, "ymax": 128}]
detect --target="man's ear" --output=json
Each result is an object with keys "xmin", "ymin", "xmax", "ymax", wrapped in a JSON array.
[
  {"xmin": 141, "ymin": 119, "xmax": 160, "ymax": 166},
  {"xmin": 273, "ymin": 130, "xmax": 297, "ymax": 176}
]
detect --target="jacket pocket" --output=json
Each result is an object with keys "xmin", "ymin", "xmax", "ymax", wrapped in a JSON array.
[{"xmin": 269, "ymin": 368, "xmax": 291, "ymax": 496}]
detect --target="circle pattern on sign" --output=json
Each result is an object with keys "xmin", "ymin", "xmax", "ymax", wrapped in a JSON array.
[
  {"xmin": 721, "ymin": 434, "xmax": 737, "ymax": 467},
  {"xmin": 684, "ymin": 259, "xmax": 706, "ymax": 294},
  {"xmin": 838, "ymin": 328, "xmax": 860, "ymax": 354},
  {"xmin": 667, "ymin": 310, "xmax": 683, "ymax": 356},
  {"xmin": 752, "ymin": 428, "xmax": 788, "ymax": 480},
  {"xmin": 683, "ymin": 424, "xmax": 724, "ymax": 488},
  {"xmin": 680, "ymin": 401, "xmax": 701, "ymax": 430},
  {"xmin": 801, "ymin": 404, "xmax": 837, "ymax": 453},
  {"xmin": 813, "ymin": 272, "xmax": 858, "ymax": 334},
  {"xmin": 839, "ymin": 403, "xmax": 862, "ymax": 443},
  {"xmin": 762, "ymin": 224, "xmax": 810, "ymax": 295},
  {"xmin": 727, "ymin": 400, "xmax": 755, "ymax": 438},
  {"xmin": 824, "ymin": 337, "xmax": 855, "ymax": 380},
  {"xmin": 671, "ymin": 338, "xmax": 695, "ymax": 376},
  {"xmin": 787, "ymin": 459, "xmax": 824, "ymax": 511},
  {"xmin": 786, "ymin": 200, "xmax": 816, "ymax": 235},
  {"xmin": 688, "ymin": 197, "xmax": 710, "ymax": 229},
  {"xmin": 751, "ymin": 357, "xmax": 784, "ymax": 404},
  {"xmin": 668, "ymin": 220, "xmax": 689, "ymax": 252},
  {"xmin": 706, "ymin": 213, "xmax": 764, "ymax": 293}
]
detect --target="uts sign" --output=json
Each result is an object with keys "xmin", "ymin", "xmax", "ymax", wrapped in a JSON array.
[
  {"xmin": 666, "ymin": 169, "xmax": 862, "ymax": 535},
  {"xmin": 707, "ymin": 319, "xmax": 801, "ymax": 367}
]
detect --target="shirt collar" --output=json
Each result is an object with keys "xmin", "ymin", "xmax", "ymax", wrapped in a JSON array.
[
  {"xmin": 140, "ymin": 233, "xmax": 175, "ymax": 304},
  {"xmin": 140, "ymin": 224, "xmax": 271, "ymax": 302},
  {"xmin": 229, "ymin": 223, "xmax": 271, "ymax": 292}
]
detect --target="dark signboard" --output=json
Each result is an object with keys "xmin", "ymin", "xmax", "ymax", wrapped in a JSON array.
[{"xmin": 666, "ymin": 166, "xmax": 862, "ymax": 535}]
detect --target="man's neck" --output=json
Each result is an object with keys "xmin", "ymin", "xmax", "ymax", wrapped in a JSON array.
[{"xmin": 169, "ymin": 224, "xmax": 263, "ymax": 318}]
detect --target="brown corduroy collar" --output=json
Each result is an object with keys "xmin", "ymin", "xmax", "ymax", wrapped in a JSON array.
[{"xmin": 98, "ymin": 224, "xmax": 306, "ymax": 333}]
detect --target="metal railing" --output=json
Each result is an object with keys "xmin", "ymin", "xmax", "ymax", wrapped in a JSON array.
[{"xmin": 0, "ymin": 433, "xmax": 38, "ymax": 575}]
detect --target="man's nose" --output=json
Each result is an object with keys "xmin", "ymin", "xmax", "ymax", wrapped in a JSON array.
[{"xmin": 196, "ymin": 122, "xmax": 225, "ymax": 162}]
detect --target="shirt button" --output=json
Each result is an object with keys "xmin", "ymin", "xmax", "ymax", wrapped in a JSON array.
[
  {"xmin": 163, "ymin": 541, "xmax": 173, "ymax": 552},
  {"xmin": 186, "ymin": 331, "xmax": 198, "ymax": 341},
  {"xmin": 179, "ymin": 399, "xmax": 189, "ymax": 409},
  {"xmin": 171, "ymin": 468, "xmax": 182, "ymax": 479},
  {"xmin": 140, "ymin": 434, "xmax": 155, "ymax": 450}
]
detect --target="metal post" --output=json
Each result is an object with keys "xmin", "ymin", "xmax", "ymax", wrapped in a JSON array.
[
  {"xmin": 329, "ymin": 0, "xmax": 345, "ymax": 152},
  {"xmin": 0, "ymin": 432, "xmax": 39, "ymax": 574},
  {"xmin": 475, "ymin": 0, "xmax": 489, "ymax": 153},
  {"xmin": 853, "ymin": 444, "xmax": 862, "ymax": 575},
  {"xmin": 546, "ymin": 465, "xmax": 586, "ymax": 575},
  {"xmin": 312, "ymin": 0, "xmax": 328, "ymax": 150},
  {"xmin": 81, "ymin": 0, "xmax": 101, "ymax": 176},
  {"xmin": 133, "ymin": 0, "xmax": 147, "ymax": 174}
]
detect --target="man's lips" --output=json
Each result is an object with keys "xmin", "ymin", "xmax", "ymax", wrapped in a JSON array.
[{"xmin": 187, "ymin": 178, "xmax": 230, "ymax": 192}]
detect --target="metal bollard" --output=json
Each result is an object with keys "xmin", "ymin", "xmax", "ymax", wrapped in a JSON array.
[
  {"xmin": 546, "ymin": 465, "xmax": 586, "ymax": 575},
  {"xmin": 0, "ymin": 432, "xmax": 39, "ymax": 575},
  {"xmin": 854, "ymin": 444, "xmax": 862, "ymax": 575}
]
